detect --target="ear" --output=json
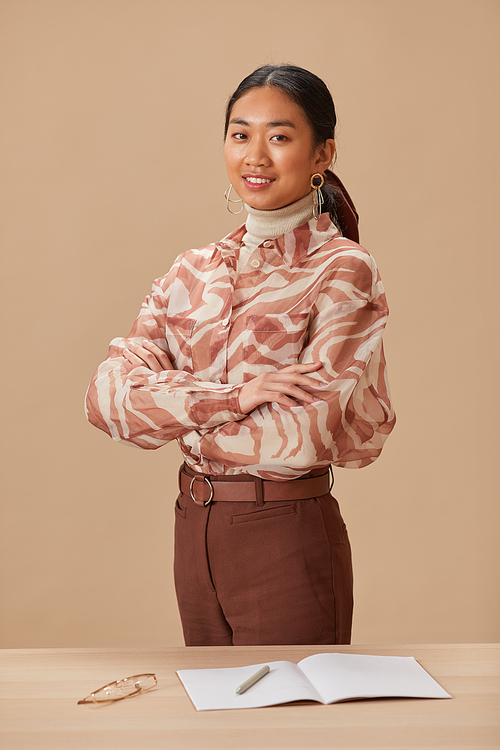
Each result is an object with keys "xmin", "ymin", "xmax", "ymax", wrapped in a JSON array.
[{"xmin": 314, "ymin": 139, "xmax": 336, "ymax": 171}]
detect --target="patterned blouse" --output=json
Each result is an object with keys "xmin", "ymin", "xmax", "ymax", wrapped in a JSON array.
[{"xmin": 85, "ymin": 213, "xmax": 395, "ymax": 480}]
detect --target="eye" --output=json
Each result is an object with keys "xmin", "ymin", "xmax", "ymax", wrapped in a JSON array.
[
  {"xmin": 232, "ymin": 132, "xmax": 247, "ymax": 140},
  {"xmin": 270, "ymin": 134, "xmax": 288, "ymax": 142}
]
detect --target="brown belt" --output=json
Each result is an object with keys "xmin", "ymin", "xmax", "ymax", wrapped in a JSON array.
[{"xmin": 179, "ymin": 465, "xmax": 332, "ymax": 507}]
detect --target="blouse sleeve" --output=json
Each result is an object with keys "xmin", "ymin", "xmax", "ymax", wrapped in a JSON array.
[
  {"xmin": 85, "ymin": 262, "xmax": 246, "ymax": 450},
  {"xmin": 179, "ymin": 251, "xmax": 395, "ymax": 477}
]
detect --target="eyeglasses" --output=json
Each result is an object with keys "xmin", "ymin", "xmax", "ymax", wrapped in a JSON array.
[{"xmin": 77, "ymin": 673, "xmax": 157, "ymax": 704}]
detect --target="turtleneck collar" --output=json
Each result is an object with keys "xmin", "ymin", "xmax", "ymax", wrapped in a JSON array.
[{"xmin": 244, "ymin": 192, "xmax": 315, "ymax": 240}]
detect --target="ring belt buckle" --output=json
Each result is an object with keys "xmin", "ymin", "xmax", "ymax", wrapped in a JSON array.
[
  {"xmin": 189, "ymin": 475, "xmax": 214, "ymax": 506},
  {"xmin": 328, "ymin": 465, "xmax": 334, "ymax": 492}
]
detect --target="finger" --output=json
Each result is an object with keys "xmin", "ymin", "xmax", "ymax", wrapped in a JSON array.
[
  {"xmin": 264, "ymin": 385, "xmax": 318, "ymax": 404},
  {"xmin": 269, "ymin": 390, "xmax": 320, "ymax": 407},
  {"xmin": 271, "ymin": 395, "xmax": 299, "ymax": 408},
  {"xmin": 142, "ymin": 340, "xmax": 174, "ymax": 370},
  {"xmin": 141, "ymin": 339, "xmax": 165, "ymax": 355},
  {"xmin": 262, "ymin": 374, "xmax": 323, "ymax": 390},
  {"xmin": 283, "ymin": 387, "xmax": 317, "ymax": 403},
  {"xmin": 279, "ymin": 362, "xmax": 322, "ymax": 373},
  {"xmin": 123, "ymin": 348, "xmax": 148, "ymax": 366},
  {"xmin": 126, "ymin": 342, "xmax": 163, "ymax": 371},
  {"xmin": 127, "ymin": 341, "xmax": 158, "ymax": 363},
  {"xmin": 275, "ymin": 374, "xmax": 322, "ymax": 387}
]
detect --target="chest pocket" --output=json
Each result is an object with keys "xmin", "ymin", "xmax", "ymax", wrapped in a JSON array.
[
  {"xmin": 165, "ymin": 316, "xmax": 195, "ymax": 374},
  {"xmin": 243, "ymin": 313, "xmax": 310, "ymax": 369}
]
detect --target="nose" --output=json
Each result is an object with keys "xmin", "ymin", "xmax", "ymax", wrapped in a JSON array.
[{"xmin": 244, "ymin": 137, "xmax": 271, "ymax": 167}]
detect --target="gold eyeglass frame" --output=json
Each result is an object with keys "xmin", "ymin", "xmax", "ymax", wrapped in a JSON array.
[{"xmin": 77, "ymin": 673, "xmax": 157, "ymax": 704}]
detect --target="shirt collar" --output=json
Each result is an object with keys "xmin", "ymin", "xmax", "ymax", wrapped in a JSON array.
[{"xmin": 216, "ymin": 213, "xmax": 341, "ymax": 268}]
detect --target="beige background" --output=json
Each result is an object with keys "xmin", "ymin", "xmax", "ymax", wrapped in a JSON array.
[{"xmin": 1, "ymin": 0, "xmax": 499, "ymax": 648}]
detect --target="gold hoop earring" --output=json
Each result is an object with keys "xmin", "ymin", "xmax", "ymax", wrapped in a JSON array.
[
  {"xmin": 224, "ymin": 184, "xmax": 244, "ymax": 215},
  {"xmin": 310, "ymin": 173, "xmax": 325, "ymax": 220}
]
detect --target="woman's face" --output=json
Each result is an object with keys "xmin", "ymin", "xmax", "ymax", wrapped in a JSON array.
[{"xmin": 224, "ymin": 86, "xmax": 334, "ymax": 211}]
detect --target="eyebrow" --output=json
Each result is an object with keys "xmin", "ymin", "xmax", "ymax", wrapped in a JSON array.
[{"xmin": 229, "ymin": 118, "xmax": 296, "ymax": 129}]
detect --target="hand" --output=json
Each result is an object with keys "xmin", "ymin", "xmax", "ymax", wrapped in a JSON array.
[
  {"xmin": 123, "ymin": 339, "xmax": 174, "ymax": 372},
  {"xmin": 238, "ymin": 362, "xmax": 323, "ymax": 414}
]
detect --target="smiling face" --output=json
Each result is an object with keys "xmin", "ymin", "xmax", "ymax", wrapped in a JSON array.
[{"xmin": 224, "ymin": 86, "xmax": 335, "ymax": 211}]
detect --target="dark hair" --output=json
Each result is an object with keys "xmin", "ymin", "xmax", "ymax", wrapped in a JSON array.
[{"xmin": 224, "ymin": 64, "xmax": 340, "ymax": 225}]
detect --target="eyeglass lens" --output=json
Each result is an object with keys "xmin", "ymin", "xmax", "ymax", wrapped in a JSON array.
[{"xmin": 93, "ymin": 674, "xmax": 157, "ymax": 701}]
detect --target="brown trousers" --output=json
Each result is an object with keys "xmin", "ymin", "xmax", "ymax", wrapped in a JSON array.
[{"xmin": 173, "ymin": 468, "xmax": 353, "ymax": 646}]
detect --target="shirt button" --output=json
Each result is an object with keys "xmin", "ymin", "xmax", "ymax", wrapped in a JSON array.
[
  {"xmin": 251, "ymin": 259, "xmax": 260, "ymax": 268},
  {"xmin": 263, "ymin": 240, "xmax": 274, "ymax": 248},
  {"xmin": 222, "ymin": 317, "xmax": 229, "ymax": 327}
]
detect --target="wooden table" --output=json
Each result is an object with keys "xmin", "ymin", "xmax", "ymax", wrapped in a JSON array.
[{"xmin": 1, "ymin": 644, "xmax": 499, "ymax": 749}]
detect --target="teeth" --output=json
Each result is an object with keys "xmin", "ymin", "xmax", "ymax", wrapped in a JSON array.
[{"xmin": 246, "ymin": 177, "xmax": 271, "ymax": 184}]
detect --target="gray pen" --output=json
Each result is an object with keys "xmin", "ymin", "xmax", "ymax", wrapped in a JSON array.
[{"xmin": 236, "ymin": 665, "xmax": 270, "ymax": 694}]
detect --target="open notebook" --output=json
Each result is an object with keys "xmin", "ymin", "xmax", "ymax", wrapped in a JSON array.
[{"xmin": 177, "ymin": 652, "xmax": 451, "ymax": 711}]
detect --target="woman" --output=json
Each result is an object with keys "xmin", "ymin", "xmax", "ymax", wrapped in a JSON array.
[{"xmin": 86, "ymin": 65, "xmax": 395, "ymax": 646}]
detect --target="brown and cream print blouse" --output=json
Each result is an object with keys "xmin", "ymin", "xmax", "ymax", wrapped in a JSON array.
[{"xmin": 85, "ymin": 213, "xmax": 395, "ymax": 480}]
